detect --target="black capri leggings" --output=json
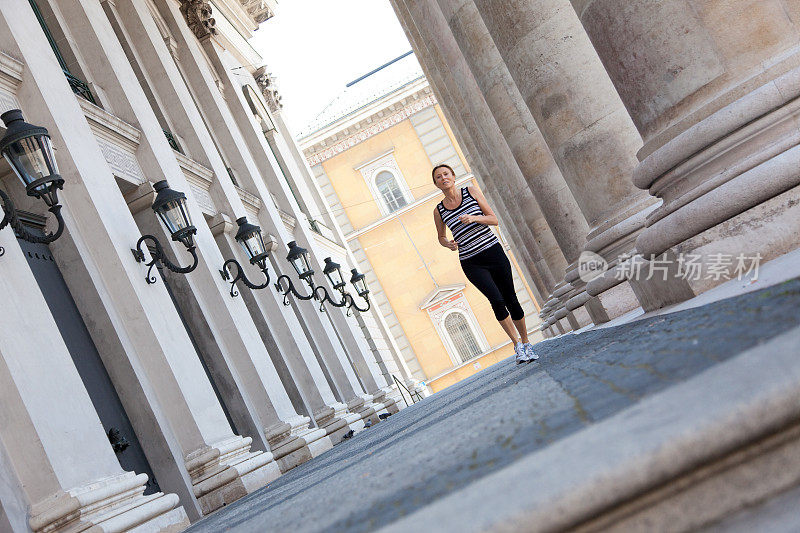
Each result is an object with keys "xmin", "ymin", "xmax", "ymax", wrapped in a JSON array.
[{"xmin": 460, "ymin": 243, "xmax": 524, "ymax": 322}]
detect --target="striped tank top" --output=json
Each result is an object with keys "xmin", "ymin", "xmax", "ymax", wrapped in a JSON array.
[{"xmin": 437, "ymin": 186, "xmax": 500, "ymax": 261}]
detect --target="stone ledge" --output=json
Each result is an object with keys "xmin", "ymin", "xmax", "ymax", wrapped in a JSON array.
[{"xmin": 381, "ymin": 324, "xmax": 800, "ymax": 532}]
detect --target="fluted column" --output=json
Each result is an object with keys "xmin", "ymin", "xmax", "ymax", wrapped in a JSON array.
[
  {"xmin": 572, "ymin": 0, "xmax": 800, "ymax": 301},
  {"xmin": 472, "ymin": 0, "xmax": 657, "ymax": 324}
]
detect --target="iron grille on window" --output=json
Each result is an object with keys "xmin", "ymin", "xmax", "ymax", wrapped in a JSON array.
[{"xmin": 444, "ymin": 312, "xmax": 482, "ymax": 364}]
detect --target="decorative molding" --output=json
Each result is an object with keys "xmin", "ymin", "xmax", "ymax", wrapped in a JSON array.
[
  {"xmin": 304, "ymin": 94, "xmax": 437, "ymax": 166},
  {"xmin": 0, "ymin": 52, "xmax": 23, "ymax": 112},
  {"xmin": 179, "ymin": 0, "xmax": 218, "ymax": 40},
  {"xmin": 174, "ymin": 152, "xmax": 216, "ymax": 215},
  {"xmin": 419, "ymin": 284, "xmax": 467, "ymax": 310},
  {"xmin": 239, "ymin": 0, "xmax": 274, "ymax": 24},
  {"xmin": 79, "ymin": 98, "xmax": 147, "ymax": 185},
  {"xmin": 234, "ymin": 184, "xmax": 261, "ymax": 215},
  {"xmin": 254, "ymin": 66, "xmax": 282, "ymax": 113}
]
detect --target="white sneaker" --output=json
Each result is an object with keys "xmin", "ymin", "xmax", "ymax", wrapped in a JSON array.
[
  {"xmin": 514, "ymin": 342, "xmax": 526, "ymax": 364},
  {"xmin": 524, "ymin": 343, "xmax": 539, "ymax": 361}
]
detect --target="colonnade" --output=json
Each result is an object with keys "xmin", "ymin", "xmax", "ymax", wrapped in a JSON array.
[
  {"xmin": 0, "ymin": 0, "xmax": 401, "ymax": 530},
  {"xmin": 391, "ymin": 0, "xmax": 800, "ymax": 335}
]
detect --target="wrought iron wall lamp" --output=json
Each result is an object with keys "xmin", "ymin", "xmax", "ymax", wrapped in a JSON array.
[
  {"xmin": 220, "ymin": 216, "xmax": 276, "ymax": 297},
  {"xmin": 132, "ymin": 180, "xmax": 199, "ymax": 283},
  {"xmin": 219, "ymin": 218, "xmax": 371, "ymax": 314},
  {"xmin": 0, "ymin": 109, "xmax": 66, "ymax": 255}
]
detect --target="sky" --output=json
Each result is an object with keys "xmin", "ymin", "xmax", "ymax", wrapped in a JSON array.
[{"xmin": 250, "ymin": 0, "xmax": 413, "ymax": 136}]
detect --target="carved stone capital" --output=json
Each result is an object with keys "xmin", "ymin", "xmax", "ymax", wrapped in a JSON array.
[
  {"xmin": 254, "ymin": 66, "xmax": 283, "ymax": 112},
  {"xmin": 241, "ymin": 0, "xmax": 275, "ymax": 24},
  {"xmin": 179, "ymin": 0, "xmax": 217, "ymax": 40}
]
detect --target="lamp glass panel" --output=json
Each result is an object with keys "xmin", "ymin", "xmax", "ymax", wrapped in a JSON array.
[
  {"xmin": 290, "ymin": 255, "xmax": 305, "ymax": 276},
  {"xmin": 178, "ymin": 201, "xmax": 193, "ymax": 228},
  {"xmin": 157, "ymin": 198, "xmax": 191, "ymax": 235},
  {"xmin": 3, "ymin": 135, "xmax": 51, "ymax": 191},
  {"xmin": 300, "ymin": 252, "xmax": 312, "ymax": 275},
  {"xmin": 326, "ymin": 266, "xmax": 344, "ymax": 288},
  {"xmin": 353, "ymin": 276, "xmax": 368, "ymax": 296},
  {"xmin": 240, "ymin": 231, "xmax": 266, "ymax": 260},
  {"xmin": 38, "ymin": 136, "xmax": 58, "ymax": 175}
]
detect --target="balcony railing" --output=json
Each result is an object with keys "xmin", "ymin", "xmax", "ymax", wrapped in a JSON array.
[
  {"xmin": 163, "ymin": 129, "xmax": 183, "ymax": 154},
  {"xmin": 63, "ymin": 70, "xmax": 96, "ymax": 105}
]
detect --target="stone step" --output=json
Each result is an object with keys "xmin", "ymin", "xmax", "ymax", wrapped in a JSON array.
[{"xmin": 384, "ymin": 312, "xmax": 800, "ymax": 532}]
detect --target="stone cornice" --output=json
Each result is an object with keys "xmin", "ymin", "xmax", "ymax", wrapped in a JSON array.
[
  {"xmin": 303, "ymin": 90, "xmax": 437, "ymax": 167},
  {"xmin": 0, "ymin": 52, "xmax": 23, "ymax": 89},
  {"xmin": 78, "ymin": 97, "xmax": 142, "ymax": 149}
]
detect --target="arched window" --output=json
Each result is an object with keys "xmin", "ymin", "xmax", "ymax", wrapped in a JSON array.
[
  {"xmin": 375, "ymin": 170, "xmax": 408, "ymax": 213},
  {"xmin": 444, "ymin": 311, "xmax": 482, "ymax": 363}
]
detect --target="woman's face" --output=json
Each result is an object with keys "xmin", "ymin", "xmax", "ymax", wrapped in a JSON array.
[{"xmin": 433, "ymin": 166, "xmax": 454, "ymax": 190}]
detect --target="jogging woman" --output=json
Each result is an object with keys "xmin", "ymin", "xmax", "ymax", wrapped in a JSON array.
[{"xmin": 432, "ymin": 164, "xmax": 537, "ymax": 363}]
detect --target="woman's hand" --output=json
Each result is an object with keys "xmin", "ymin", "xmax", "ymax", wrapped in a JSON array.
[
  {"xmin": 459, "ymin": 214, "xmax": 477, "ymax": 225},
  {"xmin": 442, "ymin": 239, "xmax": 458, "ymax": 251}
]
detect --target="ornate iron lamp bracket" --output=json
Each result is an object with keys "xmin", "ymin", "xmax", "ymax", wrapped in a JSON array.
[
  {"xmin": 274, "ymin": 273, "xmax": 316, "ymax": 306},
  {"xmin": 220, "ymin": 258, "xmax": 270, "ymax": 297},
  {"xmin": 132, "ymin": 234, "xmax": 198, "ymax": 284},
  {"xmin": 0, "ymin": 186, "xmax": 65, "ymax": 256}
]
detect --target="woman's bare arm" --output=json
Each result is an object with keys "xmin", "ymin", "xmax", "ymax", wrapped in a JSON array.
[{"xmin": 434, "ymin": 207, "xmax": 458, "ymax": 250}]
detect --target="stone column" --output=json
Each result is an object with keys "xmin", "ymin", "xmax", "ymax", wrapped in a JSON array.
[
  {"xmin": 192, "ymin": 26, "xmax": 398, "ymax": 416},
  {"xmin": 0, "ymin": 226, "xmax": 187, "ymax": 533},
  {"xmin": 472, "ymin": 0, "xmax": 657, "ymax": 324},
  {"xmin": 270, "ymin": 108, "xmax": 409, "ymax": 403},
  {"xmin": 572, "ymin": 0, "xmax": 800, "ymax": 302},
  {"xmin": 61, "ymin": 0, "xmax": 334, "ymax": 479},
  {"xmin": 108, "ymin": 0, "xmax": 351, "ymax": 456},
  {"xmin": 390, "ymin": 0, "xmax": 549, "ymax": 304},
  {"xmin": 211, "ymin": 216, "xmax": 361, "ymax": 445},
  {"xmin": 394, "ymin": 0, "xmax": 566, "ymax": 303},
  {"xmin": 148, "ymin": 0, "xmax": 390, "ymax": 422},
  {"xmin": 0, "ymin": 0, "xmax": 280, "ymax": 518}
]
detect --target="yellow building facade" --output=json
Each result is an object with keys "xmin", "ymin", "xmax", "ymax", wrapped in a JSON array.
[{"xmin": 300, "ymin": 53, "xmax": 540, "ymax": 393}]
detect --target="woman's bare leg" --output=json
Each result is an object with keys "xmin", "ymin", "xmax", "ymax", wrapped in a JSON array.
[
  {"xmin": 499, "ymin": 315, "xmax": 520, "ymax": 345},
  {"xmin": 513, "ymin": 317, "xmax": 528, "ymax": 344}
]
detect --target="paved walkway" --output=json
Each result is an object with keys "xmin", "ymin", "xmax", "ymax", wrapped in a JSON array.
[{"xmin": 187, "ymin": 277, "xmax": 800, "ymax": 533}]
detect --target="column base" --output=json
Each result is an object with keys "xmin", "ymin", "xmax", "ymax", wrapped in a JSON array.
[
  {"xmin": 371, "ymin": 388, "xmax": 400, "ymax": 415},
  {"xmin": 318, "ymin": 402, "xmax": 368, "ymax": 444},
  {"xmin": 264, "ymin": 416, "xmax": 330, "ymax": 473},
  {"xmin": 186, "ymin": 436, "xmax": 280, "ymax": 515},
  {"xmin": 347, "ymin": 394, "xmax": 380, "ymax": 425},
  {"xmin": 28, "ymin": 472, "xmax": 188, "ymax": 533},
  {"xmin": 634, "ymin": 68, "xmax": 800, "ymax": 304},
  {"xmin": 673, "ymin": 184, "xmax": 800, "ymax": 297}
]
